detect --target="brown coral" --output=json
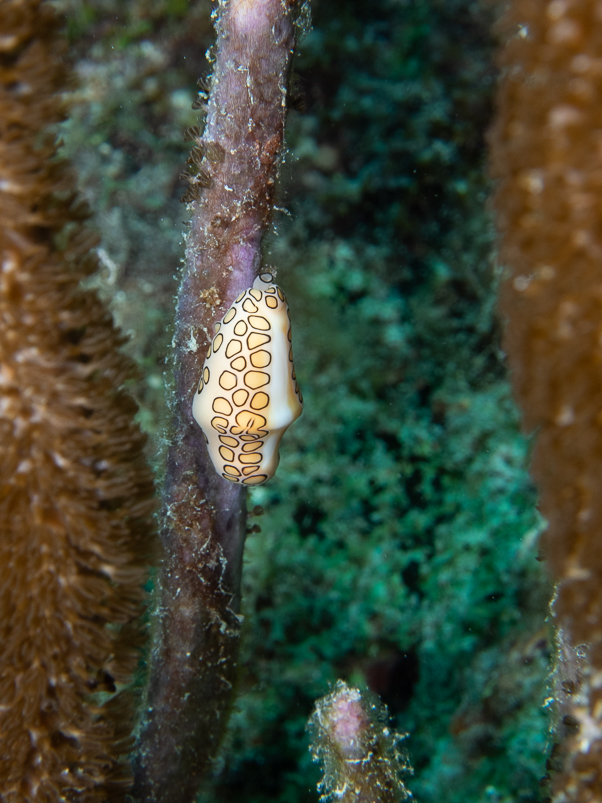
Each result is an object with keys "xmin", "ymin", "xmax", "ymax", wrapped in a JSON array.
[
  {"xmin": 0, "ymin": 0, "xmax": 156, "ymax": 799},
  {"xmin": 490, "ymin": 0, "xmax": 602, "ymax": 799}
]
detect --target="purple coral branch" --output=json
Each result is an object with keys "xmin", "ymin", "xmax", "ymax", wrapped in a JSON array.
[
  {"xmin": 132, "ymin": 1, "xmax": 299, "ymax": 800},
  {"xmin": 308, "ymin": 681, "xmax": 411, "ymax": 803}
]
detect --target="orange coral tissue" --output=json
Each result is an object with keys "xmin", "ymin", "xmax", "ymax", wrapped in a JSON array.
[{"xmin": 0, "ymin": 1, "xmax": 156, "ymax": 799}]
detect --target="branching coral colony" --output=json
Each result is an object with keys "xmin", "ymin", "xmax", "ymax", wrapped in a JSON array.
[
  {"xmin": 491, "ymin": 0, "xmax": 602, "ymax": 799},
  {"xmin": 0, "ymin": 0, "xmax": 155, "ymax": 799}
]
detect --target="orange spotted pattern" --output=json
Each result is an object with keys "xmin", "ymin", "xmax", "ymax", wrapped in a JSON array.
[{"xmin": 192, "ymin": 273, "xmax": 303, "ymax": 485}]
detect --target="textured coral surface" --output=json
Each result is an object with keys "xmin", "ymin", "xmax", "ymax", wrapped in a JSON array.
[
  {"xmin": 133, "ymin": 3, "xmax": 300, "ymax": 801},
  {"xmin": 308, "ymin": 681, "xmax": 410, "ymax": 803},
  {"xmin": 491, "ymin": 0, "xmax": 602, "ymax": 799},
  {"xmin": 0, "ymin": 1, "xmax": 155, "ymax": 799}
]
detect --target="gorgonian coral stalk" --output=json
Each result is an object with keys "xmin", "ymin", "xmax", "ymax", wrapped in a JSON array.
[
  {"xmin": 133, "ymin": 1, "xmax": 304, "ymax": 800},
  {"xmin": 308, "ymin": 681, "xmax": 411, "ymax": 803},
  {"xmin": 0, "ymin": 0, "xmax": 156, "ymax": 798},
  {"xmin": 490, "ymin": 0, "xmax": 602, "ymax": 798}
]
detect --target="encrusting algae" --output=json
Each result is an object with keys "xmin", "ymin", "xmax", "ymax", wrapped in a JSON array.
[{"xmin": 0, "ymin": 0, "xmax": 156, "ymax": 798}]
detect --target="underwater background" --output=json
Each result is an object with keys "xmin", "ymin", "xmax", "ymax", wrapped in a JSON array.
[{"xmin": 56, "ymin": 0, "xmax": 552, "ymax": 799}]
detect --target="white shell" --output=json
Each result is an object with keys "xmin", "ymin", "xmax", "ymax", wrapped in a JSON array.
[{"xmin": 192, "ymin": 273, "xmax": 303, "ymax": 485}]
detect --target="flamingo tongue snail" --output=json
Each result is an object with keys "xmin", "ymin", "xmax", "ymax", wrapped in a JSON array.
[{"xmin": 192, "ymin": 273, "xmax": 303, "ymax": 485}]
